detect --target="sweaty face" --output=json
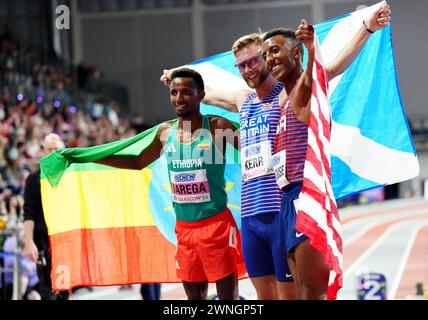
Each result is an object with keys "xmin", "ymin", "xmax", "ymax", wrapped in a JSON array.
[
  {"xmin": 234, "ymin": 44, "xmax": 269, "ymax": 89},
  {"xmin": 262, "ymin": 35, "xmax": 294, "ymax": 83},
  {"xmin": 170, "ymin": 77, "xmax": 203, "ymax": 118}
]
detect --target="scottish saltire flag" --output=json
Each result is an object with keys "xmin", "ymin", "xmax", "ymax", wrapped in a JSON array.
[
  {"xmin": 316, "ymin": 1, "xmax": 419, "ymax": 198},
  {"xmin": 295, "ymin": 37, "xmax": 342, "ymax": 300}
]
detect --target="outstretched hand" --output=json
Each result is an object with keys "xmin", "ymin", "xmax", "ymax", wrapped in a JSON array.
[
  {"xmin": 295, "ymin": 19, "xmax": 314, "ymax": 51},
  {"xmin": 366, "ymin": 3, "xmax": 391, "ymax": 32}
]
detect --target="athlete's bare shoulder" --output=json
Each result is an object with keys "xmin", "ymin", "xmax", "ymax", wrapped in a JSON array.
[
  {"xmin": 157, "ymin": 119, "xmax": 177, "ymax": 145},
  {"xmin": 159, "ymin": 119, "xmax": 176, "ymax": 132},
  {"xmin": 236, "ymin": 89, "xmax": 254, "ymax": 111}
]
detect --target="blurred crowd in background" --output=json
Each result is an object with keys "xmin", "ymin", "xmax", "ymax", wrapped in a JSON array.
[{"xmin": 0, "ymin": 28, "xmax": 147, "ymax": 299}]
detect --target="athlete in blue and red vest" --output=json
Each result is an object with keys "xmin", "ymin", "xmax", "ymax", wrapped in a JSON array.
[{"xmin": 262, "ymin": 5, "xmax": 391, "ymax": 300}]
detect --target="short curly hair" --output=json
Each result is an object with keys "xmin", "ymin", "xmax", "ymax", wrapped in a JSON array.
[
  {"xmin": 170, "ymin": 67, "xmax": 204, "ymax": 91},
  {"xmin": 262, "ymin": 27, "xmax": 303, "ymax": 51}
]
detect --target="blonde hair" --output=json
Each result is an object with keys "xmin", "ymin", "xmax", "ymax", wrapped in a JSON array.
[{"xmin": 231, "ymin": 33, "xmax": 263, "ymax": 54}]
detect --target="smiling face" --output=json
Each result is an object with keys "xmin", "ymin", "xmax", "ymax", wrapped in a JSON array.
[
  {"xmin": 170, "ymin": 77, "xmax": 204, "ymax": 118},
  {"xmin": 262, "ymin": 35, "xmax": 297, "ymax": 83},
  {"xmin": 234, "ymin": 43, "xmax": 270, "ymax": 89}
]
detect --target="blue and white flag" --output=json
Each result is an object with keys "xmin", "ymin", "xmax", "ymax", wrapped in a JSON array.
[{"xmin": 189, "ymin": 0, "xmax": 419, "ymax": 200}]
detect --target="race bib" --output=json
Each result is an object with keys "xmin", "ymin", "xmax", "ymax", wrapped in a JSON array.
[
  {"xmin": 170, "ymin": 169, "xmax": 211, "ymax": 203},
  {"xmin": 272, "ymin": 150, "xmax": 289, "ymax": 189},
  {"xmin": 241, "ymin": 140, "xmax": 273, "ymax": 181}
]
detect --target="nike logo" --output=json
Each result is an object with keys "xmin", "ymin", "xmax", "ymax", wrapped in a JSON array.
[
  {"xmin": 285, "ymin": 274, "xmax": 292, "ymax": 278},
  {"xmin": 296, "ymin": 232, "xmax": 304, "ymax": 237}
]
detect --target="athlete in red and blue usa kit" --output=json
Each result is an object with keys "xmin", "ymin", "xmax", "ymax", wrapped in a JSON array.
[
  {"xmin": 263, "ymin": 6, "xmax": 391, "ymax": 299},
  {"xmin": 272, "ymin": 92, "xmax": 309, "ymax": 253}
]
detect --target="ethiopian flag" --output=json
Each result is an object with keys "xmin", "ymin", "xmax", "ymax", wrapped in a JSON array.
[{"xmin": 41, "ymin": 121, "xmax": 244, "ymax": 290}]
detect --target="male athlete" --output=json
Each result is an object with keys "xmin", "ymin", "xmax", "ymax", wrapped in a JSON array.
[
  {"xmin": 96, "ymin": 68, "xmax": 244, "ymax": 300},
  {"xmin": 262, "ymin": 5, "xmax": 391, "ymax": 299}
]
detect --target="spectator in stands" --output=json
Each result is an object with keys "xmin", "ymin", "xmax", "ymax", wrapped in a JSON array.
[
  {"xmin": 1, "ymin": 30, "xmax": 135, "ymax": 300},
  {"xmin": 22, "ymin": 133, "xmax": 69, "ymax": 300},
  {"xmin": 2, "ymin": 231, "xmax": 40, "ymax": 300},
  {"xmin": 4, "ymin": 194, "xmax": 23, "ymax": 229}
]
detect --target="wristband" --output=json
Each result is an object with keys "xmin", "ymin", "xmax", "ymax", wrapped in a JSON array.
[{"xmin": 363, "ymin": 20, "xmax": 374, "ymax": 34}]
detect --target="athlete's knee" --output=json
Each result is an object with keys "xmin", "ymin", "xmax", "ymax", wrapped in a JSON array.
[
  {"xmin": 183, "ymin": 282, "xmax": 208, "ymax": 300},
  {"xmin": 300, "ymin": 284, "xmax": 327, "ymax": 300},
  {"xmin": 297, "ymin": 268, "xmax": 329, "ymax": 300},
  {"xmin": 251, "ymin": 276, "xmax": 279, "ymax": 300},
  {"xmin": 186, "ymin": 288, "xmax": 208, "ymax": 300},
  {"xmin": 217, "ymin": 287, "xmax": 239, "ymax": 300},
  {"xmin": 216, "ymin": 272, "xmax": 239, "ymax": 300},
  {"xmin": 277, "ymin": 281, "xmax": 297, "ymax": 300},
  {"xmin": 256, "ymin": 289, "xmax": 279, "ymax": 300},
  {"xmin": 255, "ymin": 282, "xmax": 280, "ymax": 299}
]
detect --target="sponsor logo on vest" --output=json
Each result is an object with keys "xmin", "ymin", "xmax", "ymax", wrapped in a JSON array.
[
  {"xmin": 243, "ymin": 145, "xmax": 261, "ymax": 157},
  {"xmin": 174, "ymin": 173, "xmax": 196, "ymax": 182},
  {"xmin": 272, "ymin": 154, "xmax": 280, "ymax": 166},
  {"xmin": 166, "ymin": 143, "xmax": 176, "ymax": 153}
]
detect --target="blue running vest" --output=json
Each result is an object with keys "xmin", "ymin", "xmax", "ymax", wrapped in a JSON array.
[{"xmin": 240, "ymin": 83, "xmax": 283, "ymax": 218}]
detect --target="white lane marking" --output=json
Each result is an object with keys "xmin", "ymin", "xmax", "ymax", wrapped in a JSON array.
[
  {"xmin": 340, "ymin": 199, "xmax": 428, "ymax": 221},
  {"xmin": 343, "ymin": 218, "xmax": 428, "ymax": 295},
  {"xmin": 343, "ymin": 209, "xmax": 428, "ymax": 247},
  {"xmin": 388, "ymin": 222, "xmax": 428, "ymax": 299},
  {"xmin": 343, "ymin": 222, "xmax": 405, "ymax": 281}
]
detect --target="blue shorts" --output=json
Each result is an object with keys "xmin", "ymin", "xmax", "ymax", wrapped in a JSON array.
[
  {"xmin": 241, "ymin": 213, "xmax": 293, "ymax": 282},
  {"xmin": 280, "ymin": 183, "xmax": 309, "ymax": 252}
]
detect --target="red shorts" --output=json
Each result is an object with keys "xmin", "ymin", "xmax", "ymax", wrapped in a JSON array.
[{"xmin": 174, "ymin": 208, "xmax": 244, "ymax": 282}]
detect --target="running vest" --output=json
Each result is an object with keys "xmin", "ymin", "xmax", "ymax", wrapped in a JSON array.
[
  {"xmin": 272, "ymin": 96, "xmax": 308, "ymax": 189},
  {"xmin": 165, "ymin": 115, "xmax": 227, "ymax": 222},
  {"xmin": 239, "ymin": 83, "xmax": 283, "ymax": 218}
]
